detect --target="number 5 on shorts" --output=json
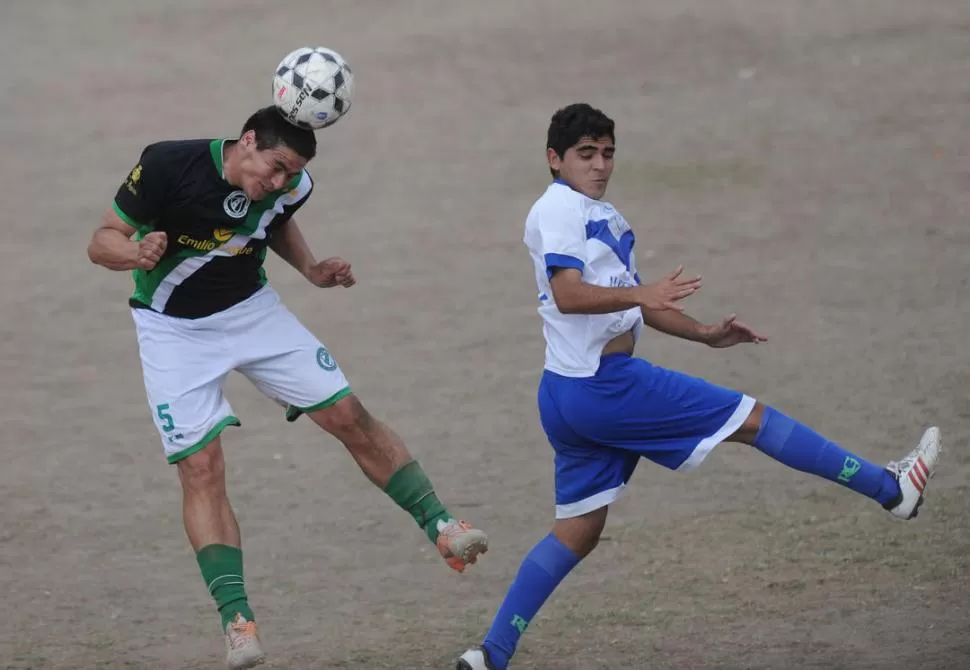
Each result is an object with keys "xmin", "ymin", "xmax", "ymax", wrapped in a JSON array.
[{"xmin": 156, "ymin": 403, "xmax": 175, "ymax": 433}]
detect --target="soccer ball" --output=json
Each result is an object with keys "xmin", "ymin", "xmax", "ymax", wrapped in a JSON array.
[{"xmin": 272, "ymin": 47, "xmax": 354, "ymax": 130}]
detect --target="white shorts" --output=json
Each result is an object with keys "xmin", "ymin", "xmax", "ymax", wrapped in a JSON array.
[{"xmin": 132, "ymin": 285, "xmax": 351, "ymax": 463}]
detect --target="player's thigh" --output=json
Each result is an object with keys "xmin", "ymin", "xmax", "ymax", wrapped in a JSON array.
[
  {"xmin": 133, "ymin": 309, "xmax": 239, "ymax": 464},
  {"xmin": 552, "ymin": 440, "xmax": 639, "ymax": 520},
  {"xmin": 559, "ymin": 355, "xmax": 756, "ymax": 471},
  {"xmin": 539, "ymin": 376, "xmax": 640, "ymax": 520},
  {"xmin": 235, "ymin": 303, "xmax": 351, "ymax": 412}
]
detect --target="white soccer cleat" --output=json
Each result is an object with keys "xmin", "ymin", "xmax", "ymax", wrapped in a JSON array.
[
  {"xmin": 225, "ymin": 613, "xmax": 265, "ymax": 669},
  {"xmin": 457, "ymin": 646, "xmax": 497, "ymax": 670},
  {"xmin": 883, "ymin": 426, "xmax": 942, "ymax": 520},
  {"xmin": 436, "ymin": 519, "xmax": 489, "ymax": 573}
]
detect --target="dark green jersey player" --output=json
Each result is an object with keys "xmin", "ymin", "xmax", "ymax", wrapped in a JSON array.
[
  {"xmin": 113, "ymin": 135, "xmax": 314, "ymax": 318},
  {"xmin": 88, "ymin": 106, "xmax": 488, "ymax": 670}
]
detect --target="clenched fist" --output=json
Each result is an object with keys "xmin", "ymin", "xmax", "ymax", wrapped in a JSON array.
[
  {"xmin": 307, "ymin": 257, "xmax": 356, "ymax": 288},
  {"xmin": 137, "ymin": 232, "xmax": 168, "ymax": 270}
]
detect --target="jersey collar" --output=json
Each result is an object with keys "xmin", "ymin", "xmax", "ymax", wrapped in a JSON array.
[{"xmin": 209, "ymin": 138, "xmax": 232, "ymax": 180}]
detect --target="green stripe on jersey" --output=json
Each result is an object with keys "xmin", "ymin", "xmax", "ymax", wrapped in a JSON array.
[
  {"xmin": 209, "ymin": 140, "xmax": 225, "ymax": 177},
  {"xmin": 112, "ymin": 201, "xmax": 153, "ymax": 234},
  {"xmin": 130, "ymin": 245, "xmax": 211, "ymax": 308},
  {"xmin": 235, "ymin": 170, "xmax": 304, "ymax": 237}
]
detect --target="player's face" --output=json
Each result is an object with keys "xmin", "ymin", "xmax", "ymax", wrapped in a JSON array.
[
  {"xmin": 235, "ymin": 131, "xmax": 307, "ymax": 201},
  {"xmin": 548, "ymin": 136, "xmax": 615, "ymax": 200}
]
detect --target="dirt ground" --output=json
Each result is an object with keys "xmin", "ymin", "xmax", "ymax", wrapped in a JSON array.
[{"xmin": 1, "ymin": 1, "xmax": 968, "ymax": 668}]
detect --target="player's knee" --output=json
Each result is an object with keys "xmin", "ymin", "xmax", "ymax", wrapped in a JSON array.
[
  {"xmin": 553, "ymin": 507, "xmax": 608, "ymax": 559},
  {"xmin": 309, "ymin": 394, "xmax": 370, "ymax": 438},
  {"xmin": 583, "ymin": 532, "xmax": 603, "ymax": 556},
  {"xmin": 176, "ymin": 442, "xmax": 226, "ymax": 492},
  {"xmin": 569, "ymin": 525, "xmax": 603, "ymax": 559},
  {"xmin": 730, "ymin": 400, "xmax": 767, "ymax": 445}
]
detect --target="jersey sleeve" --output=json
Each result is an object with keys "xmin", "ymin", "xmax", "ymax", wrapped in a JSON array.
[
  {"xmin": 112, "ymin": 144, "xmax": 171, "ymax": 233},
  {"xmin": 533, "ymin": 201, "xmax": 587, "ymax": 279}
]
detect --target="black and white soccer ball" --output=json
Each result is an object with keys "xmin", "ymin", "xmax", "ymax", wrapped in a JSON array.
[{"xmin": 272, "ymin": 47, "xmax": 354, "ymax": 130}]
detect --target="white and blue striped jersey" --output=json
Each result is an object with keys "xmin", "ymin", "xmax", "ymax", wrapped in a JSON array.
[{"xmin": 524, "ymin": 179, "xmax": 644, "ymax": 378}]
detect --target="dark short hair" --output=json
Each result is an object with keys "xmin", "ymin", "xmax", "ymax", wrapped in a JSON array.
[
  {"xmin": 546, "ymin": 103, "xmax": 615, "ymax": 176},
  {"xmin": 240, "ymin": 106, "xmax": 317, "ymax": 161}
]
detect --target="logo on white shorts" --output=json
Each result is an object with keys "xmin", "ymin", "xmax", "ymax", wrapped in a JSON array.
[
  {"xmin": 223, "ymin": 190, "xmax": 250, "ymax": 219},
  {"xmin": 316, "ymin": 346, "xmax": 337, "ymax": 371}
]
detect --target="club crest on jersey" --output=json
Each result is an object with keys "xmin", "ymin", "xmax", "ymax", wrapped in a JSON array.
[
  {"xmin": 607, "ymin": 215, "xmax": 626, "ymax": 239},
  {"xmin": 223, "ymin": 190, "xmax": 250, "ymax": 219}
]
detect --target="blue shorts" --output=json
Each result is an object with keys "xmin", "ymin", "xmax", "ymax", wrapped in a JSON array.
[{"xmin": 539, "ymin": 353, "xmax": 755, "ymax": 518}]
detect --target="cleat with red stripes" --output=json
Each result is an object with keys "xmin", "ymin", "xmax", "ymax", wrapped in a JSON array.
[{"xmin": 883, "ymin": 427, "xmax": 942, "ymax": 520}]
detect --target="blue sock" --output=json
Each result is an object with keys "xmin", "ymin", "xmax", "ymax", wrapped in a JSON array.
[
  {"xmin": 482, "ymin": 533, "xmax": 580, "ymax": 670},
  {"xmin": 753, "ymin": 406, "xmax": 900, "ymax": 506}
]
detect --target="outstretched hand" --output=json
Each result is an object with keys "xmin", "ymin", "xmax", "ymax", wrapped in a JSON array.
[
  {"xmin": 699, "ymin": 314, "xmax": 768, "ymax": 348},
  {"xmin": 306, "ymin": 257, "xmax": 356, "ymax": 288},
  {"xmin": 638, "ymin": 265, "xmax": 703, "ymax": 311}
]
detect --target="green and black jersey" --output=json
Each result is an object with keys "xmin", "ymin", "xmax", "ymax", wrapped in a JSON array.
[{"xmin": 112, "ymin": 138, "xmax": 313, "ymax": 319}]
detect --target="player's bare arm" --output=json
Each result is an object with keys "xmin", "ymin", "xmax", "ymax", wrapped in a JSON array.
[
  {"xmin": 549, "ymin": 264, "xmax": 701, "ymax": 315},
  {"xmin": 268, "ymin": 216, "xmax": 316, "ymax": 276},
  {"xmin": 269, "ymin": 217, "xmax": 355, "ymax": 288},
  {"xmin": 87, "ymin": 208, "xmax": 167, "ymax": 271},
  {"xmin": 641, "ymin": 308, "xmax": 768, "ymax": 348}
]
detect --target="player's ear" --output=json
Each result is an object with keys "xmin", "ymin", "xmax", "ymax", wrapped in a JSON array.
[
  {"xmin": 547, "ymin": 147, "xmax": 562, "ymax": 173},
  {"xmin": 240, "ymin": 130, "xmax": 257, "ymax": 150}
]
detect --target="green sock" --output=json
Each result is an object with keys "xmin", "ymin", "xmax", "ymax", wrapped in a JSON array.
[
  {"xmin": 383, "ymin": 460, "xmax": 452, "ymax": 544},
  {"xmin": 196, "ymin": 544, "xmax": 254, "ymax": 629}
]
